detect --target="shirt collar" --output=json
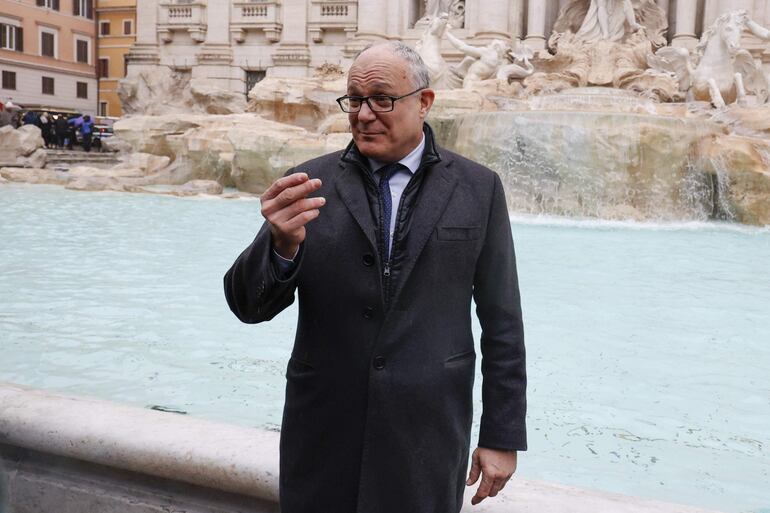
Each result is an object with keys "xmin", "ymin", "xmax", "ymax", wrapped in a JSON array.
[{"xmin": 367, "ymin": 133, "xmax": 426, "ymax": 175}]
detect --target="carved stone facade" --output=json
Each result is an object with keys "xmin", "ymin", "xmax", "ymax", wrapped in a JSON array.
[{"xmin": 126, "ymin": 0, "xmax": 770, "ymax": 99}]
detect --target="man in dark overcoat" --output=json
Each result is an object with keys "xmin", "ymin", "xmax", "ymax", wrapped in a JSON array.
[{"xmin": 224, "ymin": 41, "xmax": 527, "ymax": 513}]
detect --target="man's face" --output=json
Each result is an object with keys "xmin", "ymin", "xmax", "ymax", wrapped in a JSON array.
[{"xmin": 346, "ymin": 47, "xmax": 435, "ymax": 162}]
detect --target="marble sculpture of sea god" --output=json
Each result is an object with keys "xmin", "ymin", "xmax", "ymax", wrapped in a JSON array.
[{"xmin": 224, "ymin": 41, "xmax": 527, "ymax": 513}]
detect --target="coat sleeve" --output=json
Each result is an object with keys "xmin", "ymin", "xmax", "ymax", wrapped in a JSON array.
[
  {"xmin": 473, "ymin": 172, "xmax": 527, "ymax": 451},
  {"xmin": 223, "ymin": 206, "xmax": 304, "ymax": 324}
]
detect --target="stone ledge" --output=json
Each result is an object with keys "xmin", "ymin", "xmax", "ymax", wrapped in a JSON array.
[{"xmin": 0, "ymin": 383, "xmax": 724, "ymax": 513}]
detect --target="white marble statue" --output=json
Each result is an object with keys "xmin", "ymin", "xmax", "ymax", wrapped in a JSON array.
[
  {"xmin": 577, "ymin": 0, "xmax": 643, "ymax": 42},
  {"xmin": 553, "ymin": 0, "xmax": 667, "ymax": 46},
  {"xmin": 496, "ymin": 41, "xmax": 535, "ymax": 83},
  {"xmin": 445, "ymin": 30, "xmax": 510, "ymax": 89},
  {"xmin": 648, "ymin": 10, "xmax": 770, "ymax": 107},
  {"xmin": 416, "ymin": 0, "xmax": 465, "ymax": 29},
  {"xmin": 415, "ymin": 13, "xmax": 450, "ymax": 87}
]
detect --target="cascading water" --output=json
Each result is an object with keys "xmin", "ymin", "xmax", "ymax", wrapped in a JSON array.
[{"xmin": 433, "ymin": 88, "xmax": 770, "ymax": 225}]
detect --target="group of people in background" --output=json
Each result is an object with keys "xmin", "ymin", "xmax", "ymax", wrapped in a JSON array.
[
  {"xmin": 9, "ymin": 109, "xmax": 96, "ymax": 152},
  {"xmin": 2, "ymin": 100, "xmax": 97, "ymax": 152}
]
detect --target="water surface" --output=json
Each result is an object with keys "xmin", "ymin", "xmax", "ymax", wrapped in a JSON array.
[{"xmin": 0, "ymin": 184, "xmax": 768, "ymax": 512}]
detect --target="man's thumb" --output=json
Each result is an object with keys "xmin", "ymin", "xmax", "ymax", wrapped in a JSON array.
[{"xmin": 466, "ymin": 450, "xmax": 481, "ymax": 485}]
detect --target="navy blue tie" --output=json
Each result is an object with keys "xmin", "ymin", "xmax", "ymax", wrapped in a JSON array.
[{"xmin": 377, "ymin": 163, "xmax": 403, "ymax": 259}]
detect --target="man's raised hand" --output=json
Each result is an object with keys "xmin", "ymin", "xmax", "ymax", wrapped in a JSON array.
[{"xmin": 260, "ymin": 173, "xmax": 325, "ymax": 259}]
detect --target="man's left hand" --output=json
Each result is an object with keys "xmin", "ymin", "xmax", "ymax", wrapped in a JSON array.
[{"xmin": 466, "ymin": 447, "xmax": 517, "ymax": 505}]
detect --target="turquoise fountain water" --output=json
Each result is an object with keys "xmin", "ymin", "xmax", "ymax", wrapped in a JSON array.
[{"xmin": 0, "ymin": 184, "xmax": 768, "ymax": 513}]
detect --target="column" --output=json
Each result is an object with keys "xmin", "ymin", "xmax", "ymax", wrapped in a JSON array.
[
  {"xmin": 196, "ymin": 0, "xmax": 236, "ymax": 92},
  {"xmin": 475, "ymin": 0, "xmax": 511, "ymax": 40},
  {"xmin": 356, "ymin": 0, "xmax": 388, "ymax": 40},
  {"xmin": 126, "ymin": 0, "xmax": 159, "ymax": 66},
  {"xmin": 672, "ymin": 0, "xmax": 698, "ymax": 48},
  {"xmin": 272, "ymin": 0, "xmax": 311, "ymax": 77},
  {"xmin": 525, "ymin": 0, "xmax": 547, "ymax": 50},
  {"xmin": 509, "ymin": 0, "xmax": 526, "ymax": 40}
]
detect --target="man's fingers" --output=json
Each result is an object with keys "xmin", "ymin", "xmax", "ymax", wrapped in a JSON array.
[
  {"xmin": 262, "ymin": 178, "xmax": 322, "ymax": 217},
  {"xmin": 261, "ymin": 172, "xmax": 309, "ymax": 202},
  {"xmin": 466, "ymin": 451, "xmax": 481, "ymax": 486},
  {"xmin": 282, "ymin": 209, "xmax": 321, "ymax": 231},
  {"xmin": 272, "ymin": 196, "xmax": 326, "ymax": 224},
  {"xmin": 488, "ymin": 478, "xmax": 505, "ymax": 498},
  {"xmin": 471, "ymin": 473, "xmax": 494, "ymax": 505}
]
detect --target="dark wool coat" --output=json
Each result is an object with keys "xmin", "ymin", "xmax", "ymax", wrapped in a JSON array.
[{"xmin": 224, "ymin": 125, "xmax": 526, "ymax": 513}]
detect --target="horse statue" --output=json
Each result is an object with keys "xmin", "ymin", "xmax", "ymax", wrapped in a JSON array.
[
  {"xmin": 648, "ymin": 10, "xmax": 770, "ymax": 107},
  {"xmin": 415, "ymin": 13, "xmax": 451, "ymax": 89}
]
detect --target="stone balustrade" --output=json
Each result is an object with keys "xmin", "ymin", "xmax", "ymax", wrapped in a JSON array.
[
  {"xmin": 157, "ymin": 1, "xmax": 207, "ymax": 43},
  {"xmin": 308, "ymin": 0, "xmax": 358, "ymax": 43},
  {"xmin": 231, "ymin": 0, "xmax": 282, "ymax": 43}
]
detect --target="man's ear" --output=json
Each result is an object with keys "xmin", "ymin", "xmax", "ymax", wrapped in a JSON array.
[{"xmin": 420, "ymin": 89, "xmax": 436, "ymax": 118}]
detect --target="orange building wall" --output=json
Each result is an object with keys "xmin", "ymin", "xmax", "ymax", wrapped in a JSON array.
[
  {"xmin": 96, "ymin": 0, "xmax": 134, "ymax": 117},
  {"xmin": 1, "ymin": 0, "xmax": 97, "ymax": 114}
]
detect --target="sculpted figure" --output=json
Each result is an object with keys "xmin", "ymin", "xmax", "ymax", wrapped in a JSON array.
[
  {"xmin": 577, "ymin": 0, "xmax": 643, "ymax": 42},
  {"xmin": 417, "ymin": 0, "xmax": 465, "ymax": 29},
  {"xmin": 496, "ymin": 41, "xmax": 535, "ymax": 83},
  {"xmin": 445, "ymin": 30, "xmax": 510, "ymax": 88},
  {"xmin": 415, "ymin": 12, "xmax": 450, "ymax": 87},
  {"xmin": 648, "ymin": 10, "xmax": 770, "ymax": 107}
]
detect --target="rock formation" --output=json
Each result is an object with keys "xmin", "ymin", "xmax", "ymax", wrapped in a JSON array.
[
  {"xmin": 118, "ymin": 68, "xmax": 246, "ymax": 116},
  {"xmin": 0, "ymin": 125, "xmax": 47, "ymax": 168}
]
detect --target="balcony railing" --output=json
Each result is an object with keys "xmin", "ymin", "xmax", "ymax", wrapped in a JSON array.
[
  {"xmin": 158, "ymin": 1, "xmax": 207, "ymax": 43},
  {"xmin": 231, "ymin": 1, "xmax": 282, "ymax": 43},
  {"xmin": 308, "ymin": 0, "xmax": 357, "ymax": 43}
]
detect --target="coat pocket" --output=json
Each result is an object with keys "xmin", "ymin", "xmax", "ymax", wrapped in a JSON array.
[{"xmin": 436, "ymin": 226, "xmax": 482, "ymax": 241}]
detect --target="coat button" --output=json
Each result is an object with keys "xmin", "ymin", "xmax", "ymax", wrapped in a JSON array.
[
  {"xmin": 363, "ymin": 307, "xmax": 374, "ymax": 319},
  {"xmin": 362, "ymin": 253, "xmax": 374, "ymax": 266},
  {"xmin": 373, "ymin": 356, "xmax": 386, "ymax": 370}
]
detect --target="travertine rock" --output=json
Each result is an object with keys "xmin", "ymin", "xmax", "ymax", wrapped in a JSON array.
[
  {"xmin": 118, "ymin": 69, "xmax": 245, "ymax": 116},
  {"xmin": 246, "ymin": 76, "xmax": 345, "ymax": 130},
  {"xmin": 0, "ymin": 167, "xmax": 68, "ymax": 185},
  {"xmin": 115, "ymin": 153, "xmax": 171, "ymax": 175},
  {"xmin": 65, "ymin": 176, "xmax": 127, "ymax": 192},
  {"xmin": 173, "ymin": 180, "xmax": 224, "ymax": 196},
  {"xmin": 0, "ymin": 125, "xmax": 46, "ymax": 168},
  {"xmin": 100, "ymin": 136, "xmax": 133, "ymax": 153}
]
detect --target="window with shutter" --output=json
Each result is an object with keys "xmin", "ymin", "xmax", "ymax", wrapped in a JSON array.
[
  {"xmin": 123, "ymin": 20, "xmax": 133, "ymax": 35},
  {"xmin": 0, "ymin": 24, "xmax": 6, "ymax": 49},
  {"xmin": 53, "ymin": 0, "xmax": 59, "ymax": 10},
  {"xmin": 16, "ymin": 27, "xmax": 23, "ymax": 52},
  {"xmin": 76, "ymin": 39, "xmax": 88, "ymax": 63},
  {"xmin": 2, "ymin": 71, "xmax": 16, "ymax": 90},
  {"xmin": 100, "ymin": 22, "xmax": 110, "ymax": 36},
  {"xmin": 41, "ymin": 32, "xmax": 54, "ymax": 57},
  {"xmin": 98, "ymin": 58, "xmax": 109, "ymax": 78},
  {"xmin": 36, "ymin": 0, "xmax": 44, "ymax": 6},
  {"xmin": 42, "ymin": 76, "xmax": 54, "ymax": 95},
  {"xmin": 76, "ymin": 82, "xmax": 88, "ymax": 99}
]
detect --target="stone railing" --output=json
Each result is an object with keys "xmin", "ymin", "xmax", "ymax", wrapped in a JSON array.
[
  {"xmin": 158, "ymin": 1, "xmax": 207, "ymax": 43},
  {"xmin": 231, "ymin": 0, "xmax": 282, "ymax": 43},
  {"xmin": 0, "ymin": 382, "xmax": 725, "ymax": 513},
  {"xmin": 308, "ymin": 0, "xmax": 357, "ymax": 43}
]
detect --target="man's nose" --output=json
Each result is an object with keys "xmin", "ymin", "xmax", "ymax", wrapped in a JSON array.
[{"xmin": 357, "ymin": 100, "xmax": 377, "ymax": 122}]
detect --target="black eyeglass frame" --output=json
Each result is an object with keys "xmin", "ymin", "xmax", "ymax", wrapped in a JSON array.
[{"xmin": 336, "ymin": 87, "xmax": 427, "ymax": 113}]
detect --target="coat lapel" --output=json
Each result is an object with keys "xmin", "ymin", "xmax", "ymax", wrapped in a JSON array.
[
  {"xmin": 334, "ymin": 161, "xmax": 378, "ymax": 253},
  {"xmin": 388, "ymin": 157, "xmax": 458, "ymax": 309}
]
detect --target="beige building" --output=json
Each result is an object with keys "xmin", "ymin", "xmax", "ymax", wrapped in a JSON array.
[
  {"xmin": 0, "ymin": 0, "xmax": 97, "ymax": 115},
  {"xmin": 125, "ymin": 0, "xmax": 770, "ymax": 99},
  {"xmin": 96, "ymin": 0, "xmax": 134, "ymax": 117}
]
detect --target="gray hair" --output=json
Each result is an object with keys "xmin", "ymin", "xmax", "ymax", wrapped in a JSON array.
[{"xmin": 355, "ymin": 41, "xmax": 431, "ymax": 89}]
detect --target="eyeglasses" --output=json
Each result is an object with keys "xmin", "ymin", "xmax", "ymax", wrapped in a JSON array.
[{"xmin": 336, "ymin": 88, "xmax": 426, "ymax": 113}]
